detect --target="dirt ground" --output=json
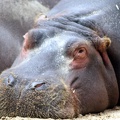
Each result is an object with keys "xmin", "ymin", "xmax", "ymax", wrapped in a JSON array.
[{"xmin": 1, "ymin": 106, "xmax": 120, "ymax": 120}]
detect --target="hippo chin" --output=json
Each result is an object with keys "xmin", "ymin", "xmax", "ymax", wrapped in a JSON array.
[{"xmin": 0, "ymin": 0, "xmax": 120, "ymax": 118}]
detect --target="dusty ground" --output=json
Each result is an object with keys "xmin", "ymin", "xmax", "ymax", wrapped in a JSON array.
[{"xmin": 1, "ymin": 106, "xmax": 120, "ymax": 120}]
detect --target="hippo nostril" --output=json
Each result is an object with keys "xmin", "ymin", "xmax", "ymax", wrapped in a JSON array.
[
  {"xmin": 6, "ymin": 75, "xmax": 16, "ymax": 87},
  {"xmin": 34, "ymin": 83, "xmax": 45, "ymax": 88},
  {"xmin": 30, "ymin": 82, "xmax": 46, "ymax": 91}
]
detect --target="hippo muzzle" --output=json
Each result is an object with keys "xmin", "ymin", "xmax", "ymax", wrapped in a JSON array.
[{"xmin": 0, "ymin": 73, "xmax": 78, "ymax": 118}]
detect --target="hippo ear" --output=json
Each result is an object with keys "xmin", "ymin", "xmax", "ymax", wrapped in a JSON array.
[{"xmin": 95, "ymin": 36, "xmax": 111, "ymax": 52}]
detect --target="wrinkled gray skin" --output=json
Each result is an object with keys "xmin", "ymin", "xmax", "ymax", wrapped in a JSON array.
[
  {"xmin": 0, "ymin": 0, "xmax": 120, "ymax": 119},
  {"xmin": 0, "ymin": 0, "xmax": 48, "ymax": 73}
]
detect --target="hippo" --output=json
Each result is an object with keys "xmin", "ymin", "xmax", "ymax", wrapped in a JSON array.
[
  {"xmin": 0, "ymin": 0, "xmax": 48, "ymax": 73},
  {"xmin": 0, "ymin": 0, "xmax": 120, "ymax": 118}
]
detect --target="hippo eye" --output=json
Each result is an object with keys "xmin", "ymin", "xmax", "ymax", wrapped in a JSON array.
[
  {"xmin": 70, "ymin": 47, "xmax": 88, "ymax": 69},
  {"xmin": 74, "ymin": 47, "xmax": 87, "ymax": 59},
  {"xmin": 78, "ymin": 49, "xmax": 84, "ymax": 53}
]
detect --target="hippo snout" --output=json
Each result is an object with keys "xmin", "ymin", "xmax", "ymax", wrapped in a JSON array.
[
  {"xmin": 2, "ymin": 74, "xmax": 47, "ymax": 91},
  {"xmin": 0, "ymin": 72, "xmax": 79, "ymax": 118}
]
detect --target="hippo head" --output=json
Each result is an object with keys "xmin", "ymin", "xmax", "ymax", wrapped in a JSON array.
[{"xmin": 0, "ymin": 14, "xmax": 119, "ymax": 118}]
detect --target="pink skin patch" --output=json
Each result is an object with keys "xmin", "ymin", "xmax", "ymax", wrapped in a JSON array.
[
  {"xmin": 21, "ymin": 33, "xmax": 29, "ymax": 58},
  {"xmin": 70, "ymin": 58, "xmax": 89, "ymax": 69}
]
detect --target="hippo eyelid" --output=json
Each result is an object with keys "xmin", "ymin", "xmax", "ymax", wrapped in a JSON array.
[{"xmin": 66, "ymin": 41, "xmax": 88, "ymax": 57}]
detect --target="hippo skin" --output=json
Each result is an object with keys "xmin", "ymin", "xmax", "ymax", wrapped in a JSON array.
[{"xmin": 0, "ymin": 0, "xmax": 120, "ymax": 119}]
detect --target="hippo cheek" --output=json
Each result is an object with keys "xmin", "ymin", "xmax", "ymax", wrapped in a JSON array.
[
  {"xmin": 65, "ymin": 44, "xmax": 118, "ymax": 114},
  {"xmin": 68, "ymin": 75, "xmax": 108, "ymax": 114}
]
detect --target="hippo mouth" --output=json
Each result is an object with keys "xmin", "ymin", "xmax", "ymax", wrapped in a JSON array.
[{"xmin": 0, "ymin": 74, "xmax": 80, "ymax": 119}]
